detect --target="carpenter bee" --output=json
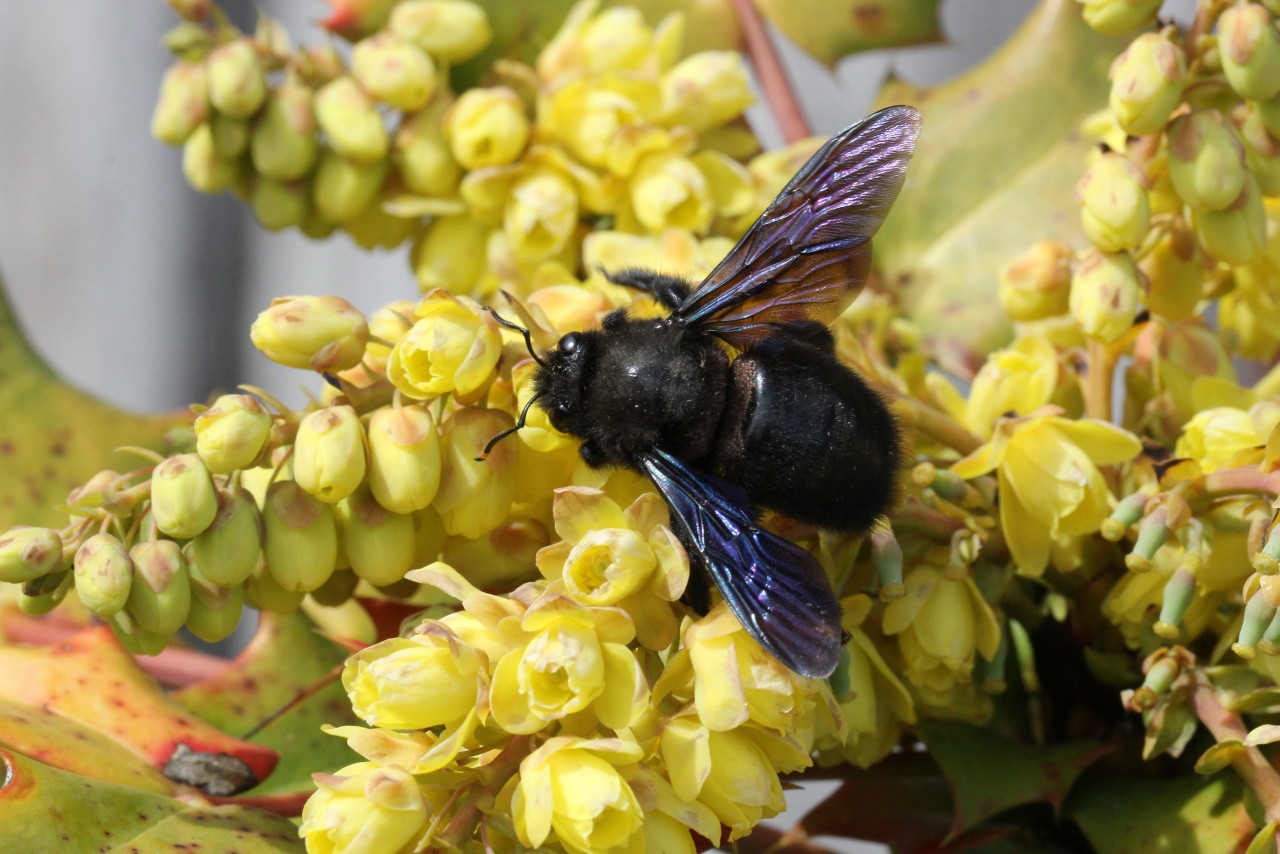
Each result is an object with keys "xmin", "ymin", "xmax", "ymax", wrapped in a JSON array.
[{"xmin": 486, "ymin": 106, "xmax": 920, "ymax": 678}]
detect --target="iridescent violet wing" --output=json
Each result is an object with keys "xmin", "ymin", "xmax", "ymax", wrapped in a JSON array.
[
  {"xmin": 675, "ymin": 105, "xmax": 920, "ymax": 348},
  {"xmin": 640, "ymin": 448, "xmax": 842, "ymax": 678}
]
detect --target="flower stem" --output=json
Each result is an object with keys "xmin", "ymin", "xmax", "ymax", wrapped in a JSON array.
[
  {"xmin": 429, "ymin": 735, "xmax": 534, "ymax": 852},
  {"xmin": 894, "ymin": 394, "xmax": 984, "ymax": 456},
  {"xmin": 729, "ymin": 0, "xmax": 812, "ymax": 143},
  {"xmin": 1085, "ymin": 338, "xmax": 1115, "ymax": 423},
  {"xmin": 1189, "ymin": 669, "xmax": 1280, "ymax": 825}
]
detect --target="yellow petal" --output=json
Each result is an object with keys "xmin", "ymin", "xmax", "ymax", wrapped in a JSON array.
[
  {"xmin": 1050, "ymin": 417, "xmax": 1142, "ymax": 466},
  {"xmin": 553, "ymin": 486, "xmax": 627, "ymax": 543},
  {"xmin": 998, "ymin": 469, "xmax": 1052, "ymax": 575},
  {"xmin": 596, "ymin": 643, "xmax": 649, "ymax": 730}
]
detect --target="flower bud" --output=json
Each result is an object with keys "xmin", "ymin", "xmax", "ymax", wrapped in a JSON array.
[
  {"xmin": 1078, "ymin": 153, "xmax": 1150, "ymax": 252},
  {"xmin": 309, "ymin": 567, "xmax": 360, "ymax": 607},
  {"xmin": 294, "ymin": 406, "xmax": 367, "ymax": 504},
  {"xmin": 1069, "ymin": 249, "xmax": 1142, "ymax": 342},
  {"xmin": 1140, "ymin": 219, "xmax": 1204, "ymax": 321},
  {"xmin": 1242, "ymin": 108, "xmax": 1280, "ymax": 196},
  {"xmin": 127, "ymin": 540, "xmax": 191, "ymax": 636},
  {"xmin": 998, "ymin": 241, "xmax": 1073, "ymax": 321},
  {"xmin": 661, "ymin": 52, "xmax": 754, "ymax": 132},
  {"xmin": 1192, "ymin": 175, "xmax": 1267, "ymax": 265},
  {"xmin": 336, "ymin": 486, "xmax": 416, "ymax": 586},
  {"xmin": 388, "ymin": 291, "xmax": 502, "ymax": 401},
  {"xmin": 367, "ymin": 405, "xmax": 442, "ymax": 513},
  {"xmin": 442, "ymin": 517, "xmax": 548, "ymax": 589},
  {"xmin": 1079, "ymin": 0, "xmax": 1162, "ymax": 35},
  {"xmin": 250, "ymin": 77, "xmax": 318, "ymax": 181},
  {"xmin": 205, "ymin": 39, "xmax": 267, "ymax": 119},
  {"xmin": 151, "ymin": 453, "xmax": 218, "ymax": 539},
  {"xmin": 0, "ymin": 527, "xmax": 63, "ymax": 584},
  {"xmin": 444, "ymin": 87, "xmax": 529, "ymax": 169},
  {"xmin": 250, "ymin": 178, "xmax": 310, "ymax": 231},
  {"xmin": 315, "ymin": 77, "xmax": 388, "ymax": 164},
  {"xmin": 410, "ymin": 215, "xmax": 487, "ymax": 293},
  {"xmin": 250, "ymin": 295, "xmax": 369, "ymax": 373},
  {"xmin": 151, "ymin": 62, "xmax": 209, "ymax": 145},
  {"xmin": 435, "ymin": 407, "xmax": 517, "ymax": 538},
  {"xmin": 313, "ymin": 150, "xmax": 388, "ymax": 224},
  {"xmin": 73, "ymin": 533, "xmax": 133, "ymax": 618},
  {"xmin": 182, "ymin": 124, "xmax": 240, "ymax": 194},
  {"xmin": 194, "ymin": 393, "xmax": 272, "ymax": 474},
  {"xmin": 1108, "ymin": 33, "xmax": 1186, "ymax": 136},
  {"xmin": 413, "ymin": 507, "xmax": 447, "ymax": 567},
  {"xmin": 191, "ymin": 486, "xmax": 262, "ymax": 586},
  {"xmin": 246, "ymin": 557, "xmax": 306, "ymax": 613},
  {"xmin": 505, "ymin": 169, "xmax": 579, "ymax": 262},
  {"xmin": 185, "ymin": 553, "xmax": 245, "ymax": 642},
  {"xmin": 299, "ymin": 762, "xmax": 428, "ymax": 854},
  {"xmin": 167, "ymin": 0, "xmax": 211, "ymax": 21},
  {"xmin": 19, "ymin": 571, "xmax": 72, "ymax": 616},
  {"xmin": 1219, "ymin": 3, "xmax": 1280, "ymax": 101},
  {"xmin": 263, "ymin": 480, "xmax": 339, "ymax": 592},
  {"xmin": 352, "ymin": 34, "xmax": 436, "ymax": 112},
  {"xmin": 394, "ymin": 98, "xmax": 461, "ymax": 197},
  {"xmin": 110, "ymin": 609, "xmax": 169, "ymax": 657},
  {"xmin": 1168, "ymin": 111, "xmax": 1248, "ymax": 211},
  {"xmin": 389, "ymin": 0, "xmax": 492, "ymax": 62}
]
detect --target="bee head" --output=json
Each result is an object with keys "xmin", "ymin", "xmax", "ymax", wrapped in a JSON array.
[{"xmin": 534, "ymin": 330, "xmax": 594, "ymax": 436}]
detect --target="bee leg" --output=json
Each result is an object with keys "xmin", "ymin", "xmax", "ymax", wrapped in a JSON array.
[
  {"xmin": 599, "ymin": 268, "xmax": 691, "ymax": 310},
  {"xmin": 578, "ymin": 440, "xmax": 608, "ymax": 468}
]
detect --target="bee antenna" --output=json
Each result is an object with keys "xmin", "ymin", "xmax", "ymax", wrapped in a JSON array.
[
  {"xmin": 476, "ymin": 392, "xmax": 545, "ymax": 461},
  {"xmin": 482, "ymin": 306, "xmax": 546, "ymax": 367}
]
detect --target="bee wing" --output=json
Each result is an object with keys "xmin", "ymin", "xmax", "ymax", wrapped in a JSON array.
[
  {"xmin": 640, "ymin": 448, "xmax": 842, "ymax": 678},
  {"xmin": 675, "ymin": 106, "xmax": 919, "ymax": 347}
]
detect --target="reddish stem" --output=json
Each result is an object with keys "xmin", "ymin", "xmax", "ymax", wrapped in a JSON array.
[
  {"xmin": 729, "ymin": 0, "xmax": 812, "ymax": 143},
  {"xmin": 1189, "ymin": 670, "xmax": 1280, "ymax": 825}
]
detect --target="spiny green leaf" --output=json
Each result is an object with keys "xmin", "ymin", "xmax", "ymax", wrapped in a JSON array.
[{"xmin": 753, "ymin": 0, "xmax": 942, "ymax": 67}]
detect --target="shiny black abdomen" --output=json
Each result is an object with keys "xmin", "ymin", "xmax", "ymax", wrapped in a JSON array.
[{"xmin": 713, "ymin": 341, "xmax": 899, "ymax": 534}]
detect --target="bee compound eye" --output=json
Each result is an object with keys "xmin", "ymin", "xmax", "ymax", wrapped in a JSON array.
[
  {"xmin": 559, "ymin": 333, "xmax": 580, "ymax": 354},
  {"xmin": 555, "ymin": 401, "xmax": 572, "ymax": 416}
]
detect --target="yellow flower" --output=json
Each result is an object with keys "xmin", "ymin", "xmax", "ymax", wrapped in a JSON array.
[
  {"xmin": 997, "ymin": 241, "xmax": 1073, "ymax": 322},
  {"xmin": 659, "ymin": 718, "xmax": 786, "ymax": 841},
  {"xmin": 952, "ymin": 411, "xmax": 1142, "ymax": 575},
  {"xmin": 444, "ymin": 86, "xmax": 529, "ymax": 169},
  {"xmin": 513, "ymin": 736, "xmax": 646, "ymax": 854},
  {"xmin": 299, "ymin": 762, "xmax": 427, "ymax": 854},
  {"xmin": 660, "ymin": 52, "xmax": 753, "ymax": 132},
  {"xmin": 388, "ymin": 289, "xmax": 502, "ymax": 400},
  {"xmin": 389, "ymin": 0, "xmax": 493, "ymax": 63},
  {"xmin": 543, "ymin": 76, "xmax": 661, "ymax": 168},
  {"xmin": 194, "ymin": 393, "xmax": 272, "ymax": 474},
  {"xmin": 491, "ymin": 593, "xmax": 648, "ymax": 733},
  {"xmin": 961, "ymin": 336, "xmax": 1059, "ymax": 439},
  {"xmin": 1108, "ymin": 32, "xmax": 1186, "ymax": 136},
  {"xmin": 322, "ymin": 722, "xmax": 474, "ymax": 776},
  {"xmin": 411, "ymin": 215, "xmax": 489, "ymax": 294},
  {"xmin": 505, "ymin": 168, "xmax": 579, "ymax": 262},
  {"xmin": 1077, "ymin": 152, "xmax": 1150, "ymax": 253},
  {"xmin": 882, "ymin": 561, "xmax": 1002, "ymax": 695},
  {"xmin": 250, "ymin": 295, "xmax": 369, "ymax": 373},
  {"xmin": 351, "ymin": 33, "xmax": 436, "ymax": 112},
  {"xmin": 628, "ymin": 151, "xmax": 713, "ymax": 235},
  {"xmin": 1176, "ymin": 403, "xmax": 1280, "ymax": 472},
  {"xmin": 537, "ymin": 0, "xmax": 656, "ymax": 83},
  {"xmin": 536, "ymin": 487, "xmax": 688, "ymax": 650},
  {"xmin": 294, "ymin": 406, "xmax": 367, "ymax": 505},
  {"xmin": 583, "ymin": 228, "xmax": 731, "ymax": 295},
  {"xmin": 341, "ymin": 623, "xmax": 485, "ymax": 730},
  {"xmin": 434, "ymin": 406, "xmax": 518, "ymax": 538},
  {"xmin": 1069, "ymin": 249, "xmax": 1142, "ymax": 343}
]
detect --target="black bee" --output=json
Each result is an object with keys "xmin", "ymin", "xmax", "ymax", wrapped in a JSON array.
[{"xmin": 487, "ymin": 106, "xmax": 919, "ymax": 678}]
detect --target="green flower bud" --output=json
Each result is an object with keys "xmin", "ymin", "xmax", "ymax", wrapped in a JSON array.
[
  {"xmin": 191, "ymin": 486, "xmax": 263, "ymax": 586},
  {"xmin": 206, "ymin": 39, "xmax": 267, "ymax": 119},
  {"xmin": 182, "ymin": 124, "xmax": 241, "ymax": 194},
  {"xmin": 435, "ymin": 407, "xmax": 516, "ymax": 538},
  {"xmin": 19, "ymin": 571, "xmax": 71, "ymax": 616},
  {"xmin": 294, "ymin": 406, "xmax": 367, "ymax": 504},
  {"xmin": 412, "ymin": 506, "xmax": 447, "ymax": 567},
  {"xmin": 342, "ymin": 200, "xmax": 421, "ymax": 251},
  {"xmin": 321, "ymin": 0, "xmax": 399, "ymax": 39},
  {"xmin": 185, "ymin": 552, "xmax": 245, "ymax": 642},
  {"xmin": 110, "ymin": 609, "xmax": 170, "ymax": 657},
  {"xmin": 308, "ymin": 567, "xmax": 360, "ymax": 607},
  {"xmin": 1168, "ymin": 111, "xmax": 1248, "ymax": 211},
  {"xmin": 1192, "ymin": 174, "xmax": 1267, "ymax": 264},
  {"xmin": 1079, "ymin": 0, "xmax": 1162, "ymax": 35},
  {"xmin": 313, "ymin": 150, "xmax": 389, "ymax": 223},
  {"xmin": 1108, "ymin": 33, "xmax": 1187, "ymax": 136},
  {"xmin": 1078, "ymin": 152, "xmax": 1150, "ymax": 252},
  {"xmin": 251, "ymin": 78, "xmax": 318, "ymax": 182},
  {"xmin": 367, "ymin": 404, "xmax": 442, "ymax": 514},
  {"xmin": 73, "ymin": 533, "xmax": 133, "ymax": 618},
  {"xmin": 1139, "ymin": 220, "xmax": 1204, "ymax": 321},
  {"xmin": 167, "ymin": 0, "xmax": 211, "ymax": 21},
  {"xmin": 661, "ymin": 52, "xmax": 754, "ymax": 132},
  {"xmin": 998, "ymin": 241, "xmax": 1073, "ymax": 321},
  {"xmin": 209, "ymin": 113, "xmax": 249, "ymax": 158},
  {"xmin": 195, "ymin": 393, "xmax": 272, "ymax": 473},
  {"xmin": 252, "ymin": 178, "xmax": 310, "ymax": 231},
  {"xmin": 315, "ymin": 77, "xmax": 388, "ymax": 164},
  {"xmin": 1242, "ymin": 107, "xmax": 1280, "ymax": 195},
  {"xmin": 165, "ymin": 22, "xmax": 215, "ymax": 62},
  {"xmin": 352, "ymin": 34, "xmax": 436, "ymax": 112},
  {"xmin": 1069, "ymin": 249, "xmax": 1143, "ymax": 342},
  {"xmin": 0, "ymin": 526, "xmax": 63, "ymax": 584},
  {"xmin": 411, "ymin": 215, "xmax": 487, "ymax": 292},
  {"xmin": 151, "ymin": 453, "xmax": 218, "ymax": 539},
  {"xmin": 1256, "ymin": 94, "xmax": 1280, "ymax": 137},
  {"xmin": 394, "ymin": 98, "xmax": 461, "ymax": 197},
  {"xmin": 1220, "ymin": 3, "xmax": 1280, "ymax": 101},
  {"xmin": 250, "ymin": 295, "xmax": 370, "ymax": 373},
  {"xmin": 444, "ymin": 87, "xmax": 529, "ymax": 170},
  {"xmin": 246, "ymin": 557, "xmax": 306, "ymax": 613},
  {"xmin": 127, "ymin": 540, "xmax": 191, "ymax": 636},
  {"xmin": 151, "ymin": 62, "xmax": 208, "ymax": 145},
  {"xmin": 263, "ymin": 480, "xmax": 338, "ymax": 592},
  {"xmin": 389, "ymin": 0, "xmax": 492, "ymax": 62},
  {"xmin": 337, "ymin": 485, "xmax": 416, "ymax": 586}
]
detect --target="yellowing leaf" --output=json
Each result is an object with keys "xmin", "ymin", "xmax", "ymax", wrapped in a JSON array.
[{"xmin": 754, "ymin": 0, "xmax": 942, "ymax": 67}]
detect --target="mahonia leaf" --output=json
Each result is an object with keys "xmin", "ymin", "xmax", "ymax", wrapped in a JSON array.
[
  {"xmin": 871, "ymin": 0, "xmax": 1128, "ymax": 375},
  {"xmin": 753, "ymin": 0, "xmax": 943, "ymax": 67},
  {"xmin": 0, "ymin": 275, "xmax": 189, "ymax": 529},
  {"xmin": 0, "ymin": 748, "xmax": 303, "ymax": 853}
]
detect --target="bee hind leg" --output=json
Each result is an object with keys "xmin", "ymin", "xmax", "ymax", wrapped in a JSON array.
[{"xmin": 599, "ymin": 267, "xmax": 691, "ymax": 310}]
